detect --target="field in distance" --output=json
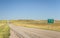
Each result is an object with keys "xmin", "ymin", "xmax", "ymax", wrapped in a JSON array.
[{"xmin": 10, "ymin": 20, "xmax": 60, "ymax": 32}]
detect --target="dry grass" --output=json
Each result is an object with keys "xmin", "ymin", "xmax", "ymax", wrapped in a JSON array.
[
  {"xmin": 10, "ymin": 20, "xmax": 60, "ymax": 32},
  {"xmin": 0, "ymin": 20, "xmax": 10, "ymax": 38}
]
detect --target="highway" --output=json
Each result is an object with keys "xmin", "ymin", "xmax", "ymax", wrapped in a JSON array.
[{"xmin": 8, "ymin": 24, "xmax": 60, "ymax": 38}]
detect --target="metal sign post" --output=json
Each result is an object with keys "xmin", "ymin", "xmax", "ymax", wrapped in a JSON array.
[{"xmin": 48, "ymin": 19, "xmax": 54, "ymax": 30}]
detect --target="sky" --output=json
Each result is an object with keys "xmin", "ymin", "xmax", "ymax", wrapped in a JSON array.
[{"xmin": 0, "ymin": 0, "xmax": 60, "ymax": 20}]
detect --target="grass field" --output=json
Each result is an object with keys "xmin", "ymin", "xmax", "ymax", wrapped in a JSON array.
[
  {"xmin": 0, "ymin": 20, "xmax": 10, "ymax": 38},
  {"xmin": 11, "ymin": 20, "xmax": 60, "ymax": 32}
]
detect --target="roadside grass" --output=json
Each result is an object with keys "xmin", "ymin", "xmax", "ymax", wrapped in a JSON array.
[
  {"xmin": 11, "ymin": 20, "xmax": 60, "ymax": 32},
  {"xmin": 0, "ymin": 20, "xmax": 10, "ymax": 38}
]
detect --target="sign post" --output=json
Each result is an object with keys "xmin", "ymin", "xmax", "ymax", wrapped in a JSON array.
[{"xmin": 48, "ymin": 19, "xmax": 54, "ymax": 29}]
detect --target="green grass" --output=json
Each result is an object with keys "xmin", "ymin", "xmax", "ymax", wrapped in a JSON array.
[{"xmin": 0, "ymin": 20, "xmax": 10, "ymax": 38}]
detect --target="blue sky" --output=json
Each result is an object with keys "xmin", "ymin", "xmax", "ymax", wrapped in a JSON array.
[{"xmin": 0, "ymin": 0, "xmax": 60, "ymax": 20}]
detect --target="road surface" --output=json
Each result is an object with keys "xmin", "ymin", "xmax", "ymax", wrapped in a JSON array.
[{"xmin": 8, "ymin": 24, "xmax": 60, "ymax": 38}]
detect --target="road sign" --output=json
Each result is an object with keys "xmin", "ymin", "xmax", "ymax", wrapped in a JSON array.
[{"xmin": 48, "ymin": 19, "xmax": 54, "ymax": 24}]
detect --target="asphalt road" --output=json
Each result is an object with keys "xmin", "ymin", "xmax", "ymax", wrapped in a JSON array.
[{"xmin": 8, "ymin": 24, "xmax": 60, "ymax": 38}]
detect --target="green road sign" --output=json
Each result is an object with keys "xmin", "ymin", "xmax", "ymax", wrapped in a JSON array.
[{"xmin": 48, "ymin": 19, "xmax": 54, "ymax": 24}]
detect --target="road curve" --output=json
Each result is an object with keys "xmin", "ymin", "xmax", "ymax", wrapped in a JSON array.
[{"xmin": 8, "ymin": 24, "xmax": 60, "ymax": 38}]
